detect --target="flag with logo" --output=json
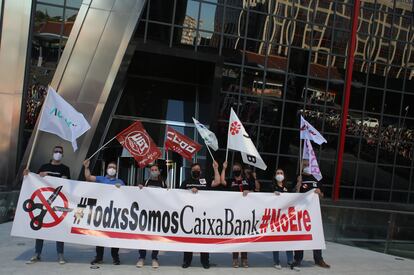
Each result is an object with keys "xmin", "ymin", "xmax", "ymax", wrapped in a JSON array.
[
  {"xmin": 300, "ymin": 116, "xmax": 327, "ymax": 145},
  {"xmin": 302, "ymin": 139, "xmax": 322, "ymax": 181},
  {"xmin": 165, "ymin": 126, "xmax": 202, "ymax": 160},
  {"xmin": 116, "ymin": 121, "xmax": 162, "ymax": 168},
  {"xmin": 192, "ymin": 117, "xmax": 219, "ymax": 151},
  {"xmin": 38, "ymin": 87, "xmax": 91, "ymax": 151},
  {"xmin": 227, "ymin": 108, "xmax": 267, "ymax": 170}
]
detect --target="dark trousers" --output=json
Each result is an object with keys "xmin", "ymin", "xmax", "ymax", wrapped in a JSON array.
[
  {"xmin": 139, "ymin": 249, "xmax": 159, "ymax": 260},
  {"xmin": 183, "ymin": 252, "xmax": 209, "ymax": 265},
  {"xmin": 232, "ymin": 252, "xmax": 248, "ymax": 260},
  {"xmin": 294, "ymin": 249, "xmax": 323, "ymax": 263},
  {"xmin": 35, "ymin": 239, "xmax": 64, "ymax": 254},
  {"xmin": 95, "ymin": 246, "xmax": 119, "ymax": 260}
]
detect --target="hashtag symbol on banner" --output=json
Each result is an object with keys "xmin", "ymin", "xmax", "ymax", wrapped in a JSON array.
[
  {"xmin": 260, "ymin": 208, "xmax": 271, "ymax": 233},
  {"xmin": 73, "ymin": 197, "xmax": 88, "ymax": 224}
]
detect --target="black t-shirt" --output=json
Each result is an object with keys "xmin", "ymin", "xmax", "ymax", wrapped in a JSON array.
[
  {"xmin": 38, "ymin": 163, "xmax": 70, "ymax": 178},
  {"xmin": 226, "ymin": 177, "xmax": 253, "ymax": 192},
  {"xmin": 273, "ymin": 181, "xmax": 292, "ymax": 193},
  {"xmin": 298, "ymin": 174, "xmax": 322, "ymax": 193},
  {"xmin": 180, "ymin": 177, "xmax": 210, "ymax": 191},
  {"xmin": 142, "ymin": 178, "xmax": 166, "ymax": 188}
]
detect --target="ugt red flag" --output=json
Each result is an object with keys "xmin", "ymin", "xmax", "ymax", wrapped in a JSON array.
[
  {"xmin": 116, "ymin": 121, "xmax": 162, "ymax": 167},
  {"xmin": 165, "ymin": 126, "xmax": 201, "ymax": 160}
]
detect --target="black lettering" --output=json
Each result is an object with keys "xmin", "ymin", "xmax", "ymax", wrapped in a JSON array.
[
  {"xmin": 103, "ymin": 201, "xmax": 113, "ymax": 228},
  {"xmin": 215, "ymin": 219, "xmax": 223, "ymax": 235},
  {"xmin": 251, "ymin": 210, "xmax": 259, "ymax": 234},
  {"xmin": 246, "ymin": 155, "xmax": 257, "ymax": 163},
  {"xmin": 194, "ymin": 218, "xmax": 202, "ymax": 235},
  {"xmin": 234, "ymin": 219, "xmax": 242, "ymax": 235},
  {"xmin": 225, "ymin": 208, "xmax": 234, "ymax": 235},
  {"xmin": 180, "ymin": 205, "xmax": 194, "ymax": 234},
  {"xmin": 207, "ymin": 218, "xmax": 216, "ymax": 235},
  {"xmin": 161, "ymin": 212, "xmax": 170, "ymax": 233},
  {"xmin": 148, "ymin": 210, "xmax": 161, "ymax": 232},
  {"xmin": 129, "ymin": 202, "xmax": 139, "ymax": 230},
  {"xmin": 242, "ymin": 219, "xmax": 251, "ymax": 235},
  {"xmin": 93, "ymin": 206, "xmax": 103, "ymax": 227},
  {"xmin": 139, "ymin": 210, "xmax": 148, "ymax": 231},
  {"xmin": 111, "ymin": 207, "xmax": 121, "ymax": 229},
  {"xmin": 120, "ymin": 208, "xmax": 129, "ymax": 230},
  {"xmin": 170, "ymin": 212, "xmax": 179, "ymax": 234}
]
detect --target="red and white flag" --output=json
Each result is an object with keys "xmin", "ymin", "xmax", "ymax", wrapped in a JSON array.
[
  {"xmin": 165, "ymin": 126, "xmax": 202, "ymax": 160},
  {"xmin": 300, "ymin": 116, "xmax": 327, "ymax": 145},
  {"xmin": 116, "ymin": 121, "xmax": 162, "ymax": 168},
  {"xmin": 303, "ymin": 139, "xmax": 323, "ymax": 181},
  {"xmin": 227, "ymin": 108, "xmax": 267, "ymax": 170}
]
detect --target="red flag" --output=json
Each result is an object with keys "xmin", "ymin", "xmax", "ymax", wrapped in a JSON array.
[
  {"xmin": 165, "ymin": 126, "xmax": 202, "ymax": 160},
  {"xmin": 116, "ymin": 121, "xmax": 161, "ymax": 168}
]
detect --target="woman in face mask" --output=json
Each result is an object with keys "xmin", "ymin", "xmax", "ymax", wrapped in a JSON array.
[
  {"xmin": 272, "ymin": 169, "xmax": 300, "ymax": 271},
  {"xmin": 136, "ymin": 164, "xmax": 166, "ymax": 268},
  {"xmin": 221, "ymin": 161, "xmax": 254, "ymax": 268}
]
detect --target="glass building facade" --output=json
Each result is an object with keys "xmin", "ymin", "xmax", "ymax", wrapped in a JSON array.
[{"xmin": 10, "ymin": 0, "xmax": 413, "ymax": 258}]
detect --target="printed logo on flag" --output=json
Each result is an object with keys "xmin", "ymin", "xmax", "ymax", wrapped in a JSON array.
[
  {"xmin": 125, "ymin": 131, "xmax": 150, "ymax": 156},
  {"xmin": 165, "ymin": 126, "xmax": 202, "ymax": 160},
  {"xmin": 116, "ymin": 121, "xmax": 162, "ymax": 167},
  {"xmin": 230, "ymin": 121, "xmax": 241, "ymax": 135}
]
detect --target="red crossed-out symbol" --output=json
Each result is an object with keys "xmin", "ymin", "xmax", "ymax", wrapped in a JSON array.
[
  {"xmin": 230, "ymin": 121, "xmax": 241, "ymax": 135},
  {"xmin": 27, "ymin": 187, "xmax": 69, "ymax": 228}
]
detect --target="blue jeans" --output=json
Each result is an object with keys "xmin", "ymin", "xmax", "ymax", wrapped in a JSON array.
[
  {"xmin": 35, "ymin": 239, "xmax": 64, "ymax": 254},
  {"xmin": 273, "ymin": 251, "xmax": 293, "ymax": 265},
  {"xmin": 139, "ymin": 249, "xmax": 159, "ymax": 260}
]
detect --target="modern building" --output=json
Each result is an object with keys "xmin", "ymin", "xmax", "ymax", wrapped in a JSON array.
[{"xmin": 0, "ymin": 0, "xmax": 413, "ymax": 258}]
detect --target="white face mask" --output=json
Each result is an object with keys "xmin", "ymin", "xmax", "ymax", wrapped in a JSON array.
[
  {"xmin": 275, "ymin": 175, "xmax": 284, "ymax": 182},
  {"xmin": 150, "ymin": 171, "xmax": 160, "ymax": 178},
  {"xmin": 53, "ymin": 152, "xmax": 62, "ymax": 161},
  {"xmin": 107, "ymin": 168, "xmax": 117, "ymax": 177},
  {"xmin": 303, "ymin": 167, "xmax": 311, "ymax": 174}
]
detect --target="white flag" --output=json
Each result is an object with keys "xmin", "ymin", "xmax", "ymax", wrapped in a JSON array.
[
  {"xmin": 303, "ymin": 139, "xmax": 322, "ymax": 181},
  {"xmin": 227, "ymin": 108, "xmax": 267, "ymax": 170},
  {"xmin": 300, "ymin": 116, "xmax": 327, "ymax": 145},
  {"xmin": 192, "ymin": 117, "xmax": 219, "ymax": 151},
  {"xmin": 38, "ymin": 87, "xmax": 91, "ymax": 151}
]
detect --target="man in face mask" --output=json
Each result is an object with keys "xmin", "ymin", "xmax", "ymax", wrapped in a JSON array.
[
  {"xmin": 294, "ymin": 159, "xmax": 330, "ymax": 269},
  {"xmin": 180, "ymin": 161, "xmax": 221, "ymax": 269},
  {"xmin": 83, "ymin": 159, "xmax": 125, "ymax": 265},
  {"xmin": 24, "ymin": 145, "xmax": 70, "ymax": 265}
]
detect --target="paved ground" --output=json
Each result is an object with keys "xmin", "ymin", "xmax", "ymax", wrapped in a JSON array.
[{"xmin": 1, "ymin": 222, "xmax": 413, "ymax": 275}]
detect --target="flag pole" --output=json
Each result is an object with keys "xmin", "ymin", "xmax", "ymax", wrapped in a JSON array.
[
  {"xmin": 225, "ymin": 111, "xmax": 231, "ymax": 162},
  {"xmin": 205, "ymin": 142, "xmax": 215, "ymax": 162},
  {"xmin": 86, "ymin": 136, "xmax": 117, "ymax": 161},
  {"xmin": 26, "ymin": 87, "xmax": 52, "ymax": 170}
]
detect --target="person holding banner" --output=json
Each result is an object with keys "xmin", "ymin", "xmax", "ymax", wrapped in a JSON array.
[
  {"xmin": 272, "ymin": 168, "xmax": 300, "ymax": 271},
  {"xmin": 24, "ymin": 145, "xmax": 70, "ymax": 265},
  {"xmin": 180, "ymin": 161, "xmax": 221, "ymax": 269},
  {"xmin": 136, "ymin": 164, "xmax": 166, "ymax": 268},
  {"xmin": 221, "ymin": 161, "xmax": 254, "ymax": 268},
  {"xmin": 294, "ymin": 159, "xmax": 330, "ymax": 269},
  {"xmin": 83, "ymin": 159, "xmax": 125, "ymax": 265},
  {"xmin": 243, "ymin": 166, "xmax": 260, "ymax": 192}
]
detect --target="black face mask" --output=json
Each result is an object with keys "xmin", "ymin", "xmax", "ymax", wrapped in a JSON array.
[
  {"xmin": 233, "ymin": 170, "xmax": 242, "ymax": 177},
  {"xmin": 191, "ymin": 170, "xmax": 200, "ymax": 179}
]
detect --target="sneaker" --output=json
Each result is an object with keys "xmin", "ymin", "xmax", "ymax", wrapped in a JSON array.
[
  {"xmin": 202, "ymin": 263, "xmax": 210, "ymax": 269},
  {"xmin": 232, "ymin": 259, "xmax": 239, "ymax": 268},
  {"xmin": 289, "ymin": 262, "xmax": 301, "ymax": 271},
  {"xmin": 274, "ymin": 264, "xmax": 282, "ymax": 269},
  {"xmin": 58, "ymin": 253, "xmax": 66, "ymax": 264},
  {"xmin": 152, "ymin": 259, "xmax": 159, "ymax": 268},
  {"xmin": 113, "ymin": 258, "xmax": 121, "ymax": 265},
  {"xmin": 90, "ymin": 258, "xmax": 103, "ymax": 265},
  {"xmin": 242, "ymin": 259, "xmax": 249, "ymax": 268},
  {"xmin": 136, "ymin": 258, "xmax": 144, "ymax": 268},
  {"xmin": 315, "ymin": 260, "xmax": 330, "ymax": 268},
  {"xmin": 26, "ymin": 255, "xmax": 40, "ymax": 264}
]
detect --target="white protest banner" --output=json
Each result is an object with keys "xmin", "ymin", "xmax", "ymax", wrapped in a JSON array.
[{"xmin": 12, "ymin": 173, "xmax": 326, "ymax": 252}]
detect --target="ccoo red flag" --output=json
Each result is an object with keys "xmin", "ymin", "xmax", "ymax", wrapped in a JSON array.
[
  {"xmin": 165, "ymin": 126, "xmax": 202, "ymax": 160},
  {"xmin": 116, "ymin": 121, "xmax": 162, "ymax": 168}
]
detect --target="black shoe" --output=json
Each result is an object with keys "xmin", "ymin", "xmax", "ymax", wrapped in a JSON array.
[
  {"xmin": 90, "ymin": 258, "xmax": 103, "ymax": 265},
  {"xmin": 202, "ymin": 263, "xmax": 210, "ymax": 269},
  {"xmin": 182, "ymin": 262, "xmax": 191, "ymax": 268},
  {"xmin": 113, "ymin": 258, "xmax": 120, "ymax": 265}
]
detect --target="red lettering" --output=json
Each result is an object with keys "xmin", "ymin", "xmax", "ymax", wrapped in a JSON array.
[
  {"xmin": 280, "ymin": 214, "xmax": 289, "ymax": 232},
  {"xmin": 288, "ymin": 207, "xmax": 298, "ymax": 231},
  {"xmin": 303, "ymin": 210, "xmax": 311, "ymax": 231}
]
